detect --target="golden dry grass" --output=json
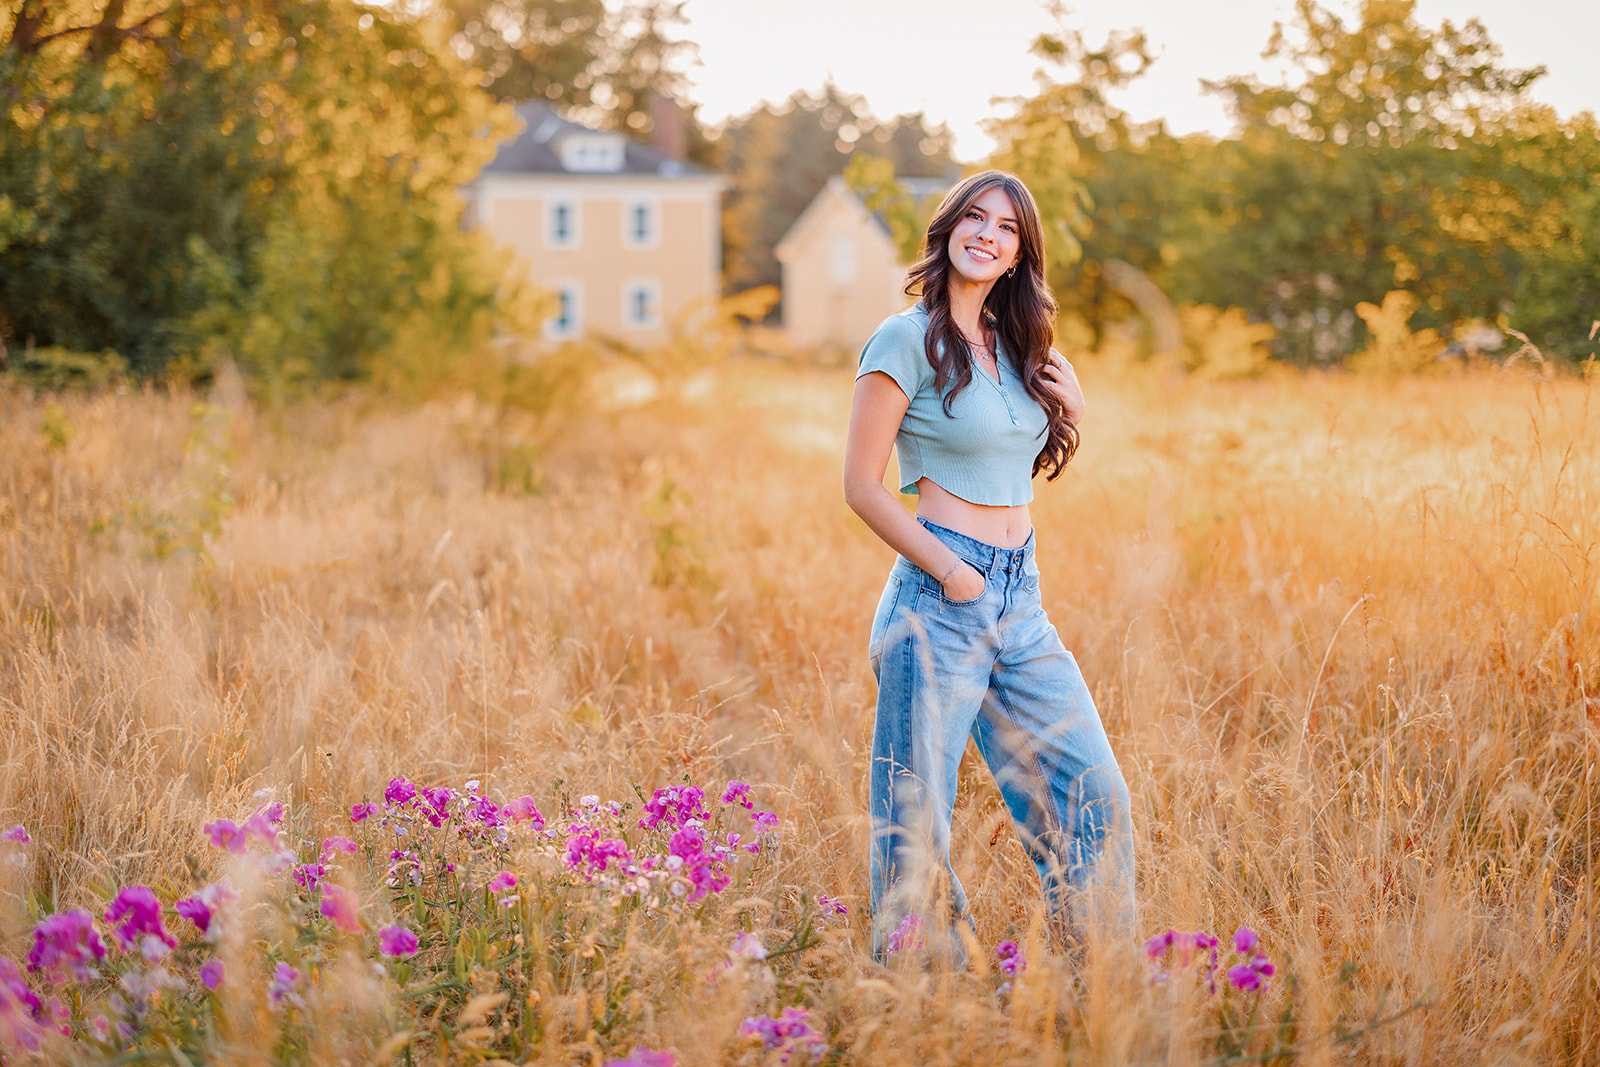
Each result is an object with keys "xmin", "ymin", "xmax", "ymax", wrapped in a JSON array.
[{"xmin": 1, "ymin": 354, "xmax": 1596, "ymax": 1064}]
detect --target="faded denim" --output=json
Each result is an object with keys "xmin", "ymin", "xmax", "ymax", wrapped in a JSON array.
[{"xmin": 867, "ymin": 517, "xmax": 1135, "ymax": 960}]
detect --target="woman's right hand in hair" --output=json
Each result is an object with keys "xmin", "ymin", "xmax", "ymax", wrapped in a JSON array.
[{"xmin": 941, "ymin": 561, "xmax": 986, "ymax": 603}]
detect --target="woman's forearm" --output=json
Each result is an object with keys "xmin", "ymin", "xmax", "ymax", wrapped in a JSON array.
[{"xmin": 844, "ymin": 478, "xmax": 964, "ymax": 580}]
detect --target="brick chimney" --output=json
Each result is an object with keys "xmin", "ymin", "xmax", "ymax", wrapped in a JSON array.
[{"xmin": 650, "ymin": 93, "xmax": 687, "ymax": 161}]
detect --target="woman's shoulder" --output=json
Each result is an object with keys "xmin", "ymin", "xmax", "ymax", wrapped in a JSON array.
[{"xmin": 866, "ymin": 304, "xmax": 930, "ymax": 346}]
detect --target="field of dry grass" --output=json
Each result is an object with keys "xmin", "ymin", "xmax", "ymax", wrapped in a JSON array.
[{"xmin": 1, "ymin": 352, "xmax": 1596, "ymax": 1064}]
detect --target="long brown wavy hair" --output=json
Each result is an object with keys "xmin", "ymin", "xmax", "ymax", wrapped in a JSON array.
[{"xmin": 904, "ymin": 170, "xmax": 1077, "ymax": 479}]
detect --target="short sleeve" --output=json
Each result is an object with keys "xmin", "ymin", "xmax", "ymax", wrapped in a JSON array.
[{"xmin": 856, "ymin": 313, "xmax": 933, "ymax": 402}]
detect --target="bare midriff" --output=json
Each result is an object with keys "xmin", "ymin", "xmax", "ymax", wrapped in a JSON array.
[{"xmin": 914, "ymin": 477, "xmax": 1033, "ymax": 549}]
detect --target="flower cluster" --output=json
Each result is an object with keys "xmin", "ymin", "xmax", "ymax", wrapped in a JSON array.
[
  {"xmin": 740, "ymin": 1007, "xmax": 828, "ymax": 1063},
  {"xmin": 0, "ymin": 773, "xmax": 798, "ymax": 1062},
  {"xmin": 885, "ymin": 913, "xmax": 924, "ymax": 954},
  {"xmin": 1145, "ymin": 925, "xmax": 1276, "ymax": 994}
]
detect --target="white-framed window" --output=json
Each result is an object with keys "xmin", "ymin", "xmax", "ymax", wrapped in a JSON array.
[
  {"xmin": 622, "ymin": 278, "xmax": 661, "ymax": 330},
  {"xmin": 544, "ymin": 196, "xmax": 580, "ymax": 250},
  {"xmin": 545, "ymin": 281, "xmax": 583, "ymax": 340},
  {"xmin": 621, "ymin": 196, "xmax": 658, "ymax": 250},
  {"xmin": 830, "ymin": 234, "xmax": 856, "ymax": 285},
  {"xmin": 558, "ymin": 134, "xmax": 625, "ymax": 173}
]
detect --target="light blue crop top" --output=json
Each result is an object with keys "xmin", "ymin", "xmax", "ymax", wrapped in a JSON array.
[{"xmin": 856, "ymin": 305, "xmax": 1049, "ymax": 506}]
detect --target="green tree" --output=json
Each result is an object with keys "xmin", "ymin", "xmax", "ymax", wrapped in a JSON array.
[
  {"xmin": 715, "ymin": 82, "xmax": 954, "ymax": 296},
  {"xmin": 0, "ymin": 0, "xmax": 534, "ymax": 385}
]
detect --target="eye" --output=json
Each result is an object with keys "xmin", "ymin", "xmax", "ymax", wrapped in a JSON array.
[{"xmin": 966, "ymin": 209, "xmax": 983, "ymax": 220}]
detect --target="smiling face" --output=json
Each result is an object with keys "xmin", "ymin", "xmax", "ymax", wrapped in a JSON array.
[{"xmin": 946, "ymin": 186, "xmax": 1021, "ymax": 287}]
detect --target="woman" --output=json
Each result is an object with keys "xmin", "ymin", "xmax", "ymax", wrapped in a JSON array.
[{"xmin": 842, "ymin": 170, "xmax": 1134, "ymax": 961}]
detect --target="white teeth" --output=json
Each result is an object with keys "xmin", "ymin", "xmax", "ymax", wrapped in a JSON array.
[{"xmin": 968, "ymin": 247, "xmax": 995, "ymax": 260}]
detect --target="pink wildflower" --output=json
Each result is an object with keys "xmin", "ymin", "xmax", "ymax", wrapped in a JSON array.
[
  {"xmin": 292, "ymin": 863, "xmax": 327, "ymax": 891},
  {"xmin": 885, "ymin": 913, "xmax": 923, "ymax": 954},
  {"xmin": 639, "ymin": 786, "xmax": 710, "ymax": 831},
  {"xmin": 720, "ymin": 781, "xmax": 754, "ymax": 809},
  {"xmin": 349, "ymin": 802, "xmax": 379, "ymax": 822},
  {"xmin": 996, "ymin": 940, "xmax": 1026, "ymax": 976},
  {"xmin": 730, "ymin": 932, "xmax": 767, "ymax": 960},
  {"xmin": 104, "ymin": 886, "xmax": 175, "ymax": 954},
  {"xmin": 174, "ymin": 880, "xmax": 235, "ymax": 939},
  {"xmin": 817, "ymin": 895, "xmax": 847, "ymax": 918},
  {"xmin": 203, "ymin": 819, "xmax": 247, "ymax": 853},
  {"xmin": 752, "ymin": 811, "xmax": 780, "ymax": 833},
  {"xmin": 378, "ymin": 925, "xmax": 418, "ymax": 956},
  {"xmin": 320, "ymin": 885, "xmax": 361, "ymax": 933},
  {"xmin": 384, "ymin": 778, "xmax": 417, "ymax": 806},
  {"xmin": 0, "ymin": 957, "xmax": 48, "ymax": 1052},
  {"xmin": 487, "ymin": 871, "xmax": 517, "ymax": 893},
  {"xmin": 1, "ymin": 825, "xmax": 29, "ymax": 844},
  {"xmin": 1232, "ymin": 926, "xmax": 1259, "ymax": 955},
  {"xmin": 321, "ymin": 836, "xmax": 358, "ymax": 859},
  {"xmin": 199, "ymin": 959, "xmax": 225, "ymax": 991},
  {"xmin": 27, "ymin": 910, "xmax": 106, "ymax": 982},
  {"xmin": 504, "ymin": 796, "xmax": 544, "ymax": 829},
  {"xmin": 740, "ymin": 1007, "xmax": 828, "ymax": 1062},
  {"xmin": 268, "ymin": 961, "xmax": 303, "ymax": 1010}
]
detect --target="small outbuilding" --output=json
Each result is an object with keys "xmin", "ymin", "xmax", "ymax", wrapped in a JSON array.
[{"xmin": 775, "ymin": 176, "xmax": 949, "ymax": 352}]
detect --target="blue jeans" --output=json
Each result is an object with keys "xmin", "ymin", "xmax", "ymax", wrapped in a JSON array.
[{"xmin": 868, "ymin": 518, "xmax": 1135, "ymax": 960}]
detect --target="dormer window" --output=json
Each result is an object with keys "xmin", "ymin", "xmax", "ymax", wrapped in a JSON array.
[{"xmin": 559, "ymin": 134, "xmax": 625, "ymax": 173}]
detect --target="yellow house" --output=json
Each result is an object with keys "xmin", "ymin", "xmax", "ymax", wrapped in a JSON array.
[
  {"xmin": 463, "ymin": 102, "xmax": 725, "ymax": 345},
  {"xmin": 775, "ymin": 176, "xmax": 949, "ymax": 352}
]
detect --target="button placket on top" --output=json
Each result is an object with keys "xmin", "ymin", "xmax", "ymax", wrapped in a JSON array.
[{"xmin": 973, "ymin": 354, "xmax": 1021, "ymax": 425}]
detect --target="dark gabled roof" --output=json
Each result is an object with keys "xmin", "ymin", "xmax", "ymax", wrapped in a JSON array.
[{"xmin": 478, "ymin": 101, "xmax": 716, "ymax": 179}]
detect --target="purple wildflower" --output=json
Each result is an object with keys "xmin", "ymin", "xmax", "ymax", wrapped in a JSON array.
[
  {"xmin": 817, "ymin": 895, "xmax": 847, "ymax": 918},
  {"xmin": 885, "ymin": 913, "xmax": 923, "ymax": 954},
  {"xmin": 27, "ymin": 910, "xmax": 106, "ymax": 982},
  {"xmin": 469, "ymin": 796, "xmax": 504, "ymax": 828},
  {"xmin": 1227, "ymin": 956, "xmax": 1275, "ymax": 993},
  {"xmin": 1, "ymin": 825, "xmax": 29, "ymax": 844},
  {"xmin": 565, "ymin": 834, "xmax": 635, "ymax": 878},
  {"xmin": 603, "ymin": 1047, "xmax": 676, "ymax": 1067},
  {"xmin": 104, "ymin": 886, "xmax": 175, "ymax": 954},
  {"xmin": 667, "ymin": 825, "xmax": 730, "ymax": 901},
  {"xmin": 173, "ymin": 880, "xmax": 235, "ymax": 939},
  {"xmin": 242, "ymin": 810, "xmax": 278, "ymax": 844},
  {"xmin": 487, "ymin": 871, "xmax": 517, "ymax": 893},
  {"xmin": 740, "ymin": 1007, "xmax": 828, "ymax": 1062},
  {"xmin": 350, "ymin": 802, "xmax": 379, "ymax": 823},
  {"xmin": 420, "ymin": 787, "xmax": 454, "ymax": 827},
  {"xmin": 720, "ymin": 780, "xmax": 754, "ymax": 809},
  {"xmin": 378, "ymin": 925, "xmax": 419, "ymax": 956},
  {"xmin": 0, "ymin": 957, "xmax": 47, "ymax": 1050},
  {"xmin": 268, "ymin": 961, "xmax": 303, "ymax": 1010},
  {"xmin": 996, "ymin": 940, "xmax": 1026, "ymax": 976},
  {"xmin": 384, "ymin": 778, "xmax": 417, "ymax": 806},
  {"xmin": 258, "ymin": 802, "xmax": 285, "ymax": 825},
  {"xmin": 292, "ymin": 863, "xmax": 327, "ymax": 891},
  {"xmin": 752, "ymin": 811, "xmax": 780, "ymax": 833},
  {"xmin": 1144, "ymin": 928, "xmax": 1176, "ymax": 961},
  {"xmin": 639, "ymin": 786, "xmax": 711, "ymax": 831},
  {"xmin": 320, "ymin": 885, "xmax": 361, "ymax": 933},
  {"xmin": 730, "ymin": 932, "xmax": 768, "ymax": 960},
  {"xmin": 1232, "ymin": 926, "xmax": 1259, "ymax": 955},
  {"xmin": 199, "ymin": 959, "xmax": 225, "ymax": 991}
]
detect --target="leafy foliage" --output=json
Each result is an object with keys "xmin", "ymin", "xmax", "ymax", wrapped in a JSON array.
[
  {"xmin": 991, "ymin": 0, "xmax": 1600, "ymax": 364},
  {"xmin": 714, "ymin": 83, "xmax": 956, "ymax": 296},
  {"xmin": 0, "ymin": 0, "xmax": 536, "ymax": 386}
]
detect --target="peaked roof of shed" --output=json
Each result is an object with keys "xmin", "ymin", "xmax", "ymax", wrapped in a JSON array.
[
  {"xmin": 477, "ymin": 101, "xmax": 716, "ymax": 179},
  {"xmin": 776, "ymin": 175, "xmax": 952, "ymax": 257}
]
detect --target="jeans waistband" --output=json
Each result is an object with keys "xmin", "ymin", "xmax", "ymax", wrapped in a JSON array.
[{"xmin": 917, "ymin": 516, "xmax": 1034, "ymax": 577}]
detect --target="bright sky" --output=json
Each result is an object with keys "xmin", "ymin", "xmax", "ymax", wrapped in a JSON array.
[{"xmin": 678, "ymin": 0, "xmax": 1600, "ymax": 160}]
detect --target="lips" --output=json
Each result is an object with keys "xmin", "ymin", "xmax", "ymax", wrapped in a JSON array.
[{"xmin": 965, "ymin": 246, "xmax": 996, "ymax": 262}]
